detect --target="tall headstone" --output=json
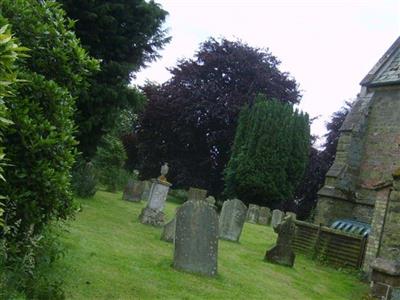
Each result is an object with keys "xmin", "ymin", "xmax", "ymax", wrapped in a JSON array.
[
  {"xmin": 219, "ymin": 199, "xmax": 247, "ymax": 242},
  {"xmin": 246, "ymin": 204, "xmax": 260, "ymax": 223},
  {"xmin": 161, "ymin": 217, "xmax": 176, "ymax": 243},
  {"xmin": 173, "ymin": 200, "xmax": 218, "ymax": 276},
  {"xmin": 187, "ymin": 187, "xmax": 207, "ymax": 202},
  {"xmin": 258, "ymin": 207, "xmax": 271, "ymax": 226},
  {"xmin": 271, "ymin": 209, "xmax": 284, "ymax": 228},
  {"xmin": 264, "ymin": 215, "xmax": 296, "ymax": 267},
  {"xmin": 139, "ymin": 179, "xmax": 171, "ymax": 226},
  {"xmin": 123, "ymin": 179, "xmax": 143, "ymax": 202}
]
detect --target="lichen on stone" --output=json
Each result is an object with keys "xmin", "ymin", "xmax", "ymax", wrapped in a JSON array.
[{"xmin": 392, "ymin": 167, "xmax": 400, "ymax": 179}]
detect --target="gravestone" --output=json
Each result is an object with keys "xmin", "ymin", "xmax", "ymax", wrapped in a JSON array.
[
  {"xmin": 161, "ymin": 217, "xmax": 176, "ymax": 243},
  {"xmin": 258, "ymin": 207, "xmax": 271, "ymax": 226},
  {"xmin": 123, "ymin": 179, "xmax": 143, "ymax": 202},
  {"xmin": 141, "ymin": 180, "xmax": 151, "ymax": 201},
  {"xmin": 264, "ymin": 214, "xmax": 296, "ymax": 267},
  {"xmin": 139, "ymin": 179, "xmax": 171, "ymax": 226},
  {"xmin": 219, "ymin": 199, "xmax": 247, "ymax": 242},
  {"xmin": 206, "ymin": 196, "xmax": 216, "ymax": 206},
  {"xmin": 271, "ymin": 209, "xmax": 284, "ymax": 228},
  {"xmin": 246, "ymin": 204, "xmax": 260, "ymax": 223},
  {"xmin": 187, "ymin": 187, "xmax": 207, "ymax": 202},
  {"xmin": 173, "ymin": 200, "xmax": 218, "ymax": 276}
]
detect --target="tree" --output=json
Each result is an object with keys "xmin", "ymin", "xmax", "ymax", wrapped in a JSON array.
[
  {"xmin": 94, "ymin": 133, "xmax": 128, "ymax": 192},
  {"xmin": 285, "ymin": 102, "xmax": 352, "ymax": 220},
  {"xmin": 59, "ymin": 0, "xmax": 170, "ymax": 158},
  {"xmin": 136, "ymin": 38, "xmax": 301, "ymax": 195},
  {"xmin": 224, "ymin": 95, "xmax": 310, "ymax": 207}
]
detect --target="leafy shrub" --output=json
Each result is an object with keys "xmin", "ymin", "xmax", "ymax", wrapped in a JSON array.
[
  {"xmin": 168, "ymin": 189, "xmax": 188, "ymax": 205},
  {"xmin": 0, "ymin": 24, "xmax": 26, "ymax": 229},
  {"xmin": 0, "ymin": 222, "xmax": 66, "ymax": 300},
  {"xmin": 0, "ymin": 0, "xmax": 98, "ymax": 297},
  {"xmin": 72, "ymin": 159, "xmax": 98, "ymax": 198},
  {"xmin": 94, "ymin": 134, "xmax": 129, "ymax": 192}
]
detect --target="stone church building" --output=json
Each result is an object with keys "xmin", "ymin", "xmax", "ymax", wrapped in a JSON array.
[{"xmin": 314, "ymin": 36, "xmax": 400, "ymax": 273}]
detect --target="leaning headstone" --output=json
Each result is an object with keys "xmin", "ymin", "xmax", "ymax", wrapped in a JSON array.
[
  {"xmin": 271, "ymin": 209, "xmax": 284, "ymax": 228},
  {"xmin": 206, "ymin": 196, "xmax": 216, "ymax": 206},
  {"xmin": 123, "ymin": 179, "xmax": 143, "ymax": 202},
  {"xmin": 139, "ymin": 179, "xmax": 171, "ymax": 226},
  {"xmin": 187, "ymin": 187, "xmax": 207, "ymax": 201},
  {"xmin": 173, "ymin": 200, "xmax": 218, "ymax": 276},
  {"xmin": 161, "ymin": 217, "xmax": 176, "ymax": 243},
  {"xmin": 264, "ymin": 214, "xmax": 296, "ymax": 267},
  {"xmin": 219, "ymin": 199, "xmax": 247, "ymax": 242},
  {"xmin": 258, "ymin": 207, "xmax": 271, "ymax": 226},
  {"xmin": 246, "ymin": 204, "xmax": 260, "ymax": 223},
  {"xmin": 141, "ymin": 180, "xmax": 151, "ymax": 201}
]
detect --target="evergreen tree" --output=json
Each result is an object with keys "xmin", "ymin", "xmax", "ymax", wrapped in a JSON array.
[
  {"xmin": 59, "ymin": 0, "xmax": 170, "ymax": 158},
  {"xmin": 224, "ymin": 94, "xmax": 310, "ymax": 207}
]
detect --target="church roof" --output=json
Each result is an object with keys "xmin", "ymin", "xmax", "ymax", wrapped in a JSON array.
[{"xmin": 360, "ymin": 36, "xmax": 400, "ymax": 87}]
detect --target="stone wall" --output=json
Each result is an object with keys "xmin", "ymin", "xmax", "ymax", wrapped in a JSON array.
[
  {"xmin": 315, "ymin": 87, "xmax": 400, "ymax": 227},
  {"xmin": 363, "ymin": 188, "xmax": 390, "ymax": 272}
]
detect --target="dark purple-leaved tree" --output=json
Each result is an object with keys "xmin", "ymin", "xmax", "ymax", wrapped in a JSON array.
[{"xmin": 135, "ymin": 38, "xmax": 301, "ymax": 195}]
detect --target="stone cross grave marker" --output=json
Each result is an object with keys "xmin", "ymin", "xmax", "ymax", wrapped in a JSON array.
[
  {"xmin": 246, "ymin": 204, "xmax": 260, "ymax": 223},
  {"xmin": 173, "ymin": 200, "xmax": 218, "ymax": 276},
  {"xmin": 219, "ymin": 199, "xmax": 247, "ymax": 242},
  {"xmin": 264, "ymin": 214, "xmax": 296, "ymax": 267}
]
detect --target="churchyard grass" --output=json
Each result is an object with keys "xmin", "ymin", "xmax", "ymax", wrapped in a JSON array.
[{"xmin": 54, "ymin": 190, "xmax": 369, "ymax": 299}]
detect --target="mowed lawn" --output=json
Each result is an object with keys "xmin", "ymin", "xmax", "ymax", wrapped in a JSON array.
[{"xmin": 54, "ymin": 190, "xmax": 369, "ymax": 299}]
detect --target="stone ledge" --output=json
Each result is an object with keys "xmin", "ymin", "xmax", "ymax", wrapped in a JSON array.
[{"xmin": 371, "ymin": 258, "xmax": 400, "ymax": 276}]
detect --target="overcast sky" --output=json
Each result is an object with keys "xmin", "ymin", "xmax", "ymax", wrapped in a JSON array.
[{"xmin": 133, "ymin": 0, "xmax": 400, "ymax": 143}]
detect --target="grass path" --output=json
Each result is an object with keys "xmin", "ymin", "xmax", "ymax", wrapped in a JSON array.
[{"xmin": 55, "ymin": 190, "xmax": 369, "ymax": 299}]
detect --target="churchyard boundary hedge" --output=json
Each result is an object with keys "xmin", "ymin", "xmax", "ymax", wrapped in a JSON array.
[{"xmin": 292, "ymin": 220, "xmax": 367, "ymax": 269}]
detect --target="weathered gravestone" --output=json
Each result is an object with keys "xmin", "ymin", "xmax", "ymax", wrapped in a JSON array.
[
  {"xmin": 139, "ymin": 179, "xmax": 171, "ymax": 226},
  {"xmin": 219, "ymin": 199, "xmax": 247, "ymax": 242},
  {"xmin": 141, "ymin": 180, "xmax": 151, "ymax": 201},
  {"xmin": 187, "ymin": 187, "xmax": 207, "ymax": 201},
  {"xmin": 173, "ymin": 200, "xmax": 218, "ymax": 276},
  {"xmin": 258, "ymin": 207, "xmax": 271, "ymax": 226},
  {"xmin": 246, "ymin": 204, "xmax": 260, "ymax": 223},
  {"xmin": 271, "ymin": 209, "xmax": 284, "ymax": 228},
  {"xmin": 123, "ymin": 179, "xmax": 143, "ymax": 202},
  {"xmin": 206, "ymin": 196, "xmax": 216, "ymax": 206},
  {"xmin": 161, "ymin": 217, "xmax": 176, "ymax": 243},
  {"xmin": 264, "ymin": 214, "xmax": 296, "ymax": 267}
]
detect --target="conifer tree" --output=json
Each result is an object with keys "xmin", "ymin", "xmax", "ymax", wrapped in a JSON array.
[{"xmin": 224, "ymin": 94, "xmax": 310, "ymax": 207}]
